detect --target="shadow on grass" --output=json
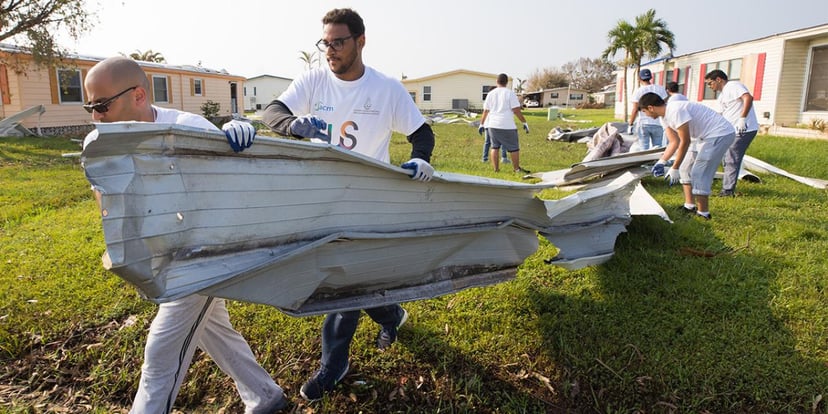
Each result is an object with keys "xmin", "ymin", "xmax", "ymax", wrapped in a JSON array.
[
  {"xmin": 289, "ymin": 321, "xmax": 559, "ymax": 413},
  {"xmin": 526, "ymin": 214, "xmax": 828, "ymax": 413}
]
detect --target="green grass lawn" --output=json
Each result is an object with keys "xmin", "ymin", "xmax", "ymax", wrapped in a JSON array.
[{"xmin": 1, "ymin": 109, "xmax": 826, "ymax": 413}]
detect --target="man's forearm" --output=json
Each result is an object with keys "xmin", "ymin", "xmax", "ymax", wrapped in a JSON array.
[
  {"xmin": 262, "ymin": 100, "xmax": 296, "ymax": 137},
  {"xmin": 407, "ymin": 123, "xmax": 435, "ymax": 162}
]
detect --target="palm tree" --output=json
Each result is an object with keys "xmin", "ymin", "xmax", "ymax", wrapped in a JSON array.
[
  {"xmin": 602, "ymin": 20, "xmax": 638, "ymax": 122},
  {"xmin": 513, "ymin": 77, "xmax": 526, "ymax": 94},
  {"xmin": 633, "ymin": 9, "xmax": 676, "ymax": 77},
  {"xmin": 128, "ymin": 49, "xmax": 166, "ymax": 63},
  {"xmin": 298, "ymin": 50, "xmax": 319, "ymax": 70},
  {"xmin": 603, "ymin": 10, "xmax": 675, "ymax": 123}
]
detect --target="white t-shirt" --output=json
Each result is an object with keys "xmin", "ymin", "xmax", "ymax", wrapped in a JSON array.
[
  {"xmin": 482, "ymin": 87, "xmax": 520, "ymax": 130},
  {"xmin": 278, "ymin": 66, "xmax": 425, "ymax": 163},
  {"xmin": 83, "ymin": 105, "xmax": 217, "ymax": 149},
  {"xmin": 632, "ymin": 84, "xmax": 669, "ymax": 126},
  {"xmin": 718, "ymin": 81, "xmax": 759, "ymax": 132},
  {"xmin": 661, "ymin": 101, "xmax": 733, "ymax": 140},
  {"xmin": 668, "ymin": 93, "xmax": 688, "ymax": 102}
]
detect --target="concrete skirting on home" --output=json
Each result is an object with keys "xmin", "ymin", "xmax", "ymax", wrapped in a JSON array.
[{"xmin": 766, "ymin": 125, "xmax": 828, "ymax": 140}]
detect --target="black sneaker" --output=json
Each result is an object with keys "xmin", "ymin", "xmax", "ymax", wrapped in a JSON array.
[
  {"xmin": 262, "ymin": 394, "xmax": 289, "ymax": 413},
  {"xmin": 678, "ymin": 205, "xmax": 696, "ymax": 214},
  {"xmin": 514, "ymin": 167, "xmax": 531, "ymax": 174},
  {"xmin": 695, "ymin": 212, "xmax": 712, "ymax": 220},
  {"xmin": 717, "ymin": 190, "xmax": 735, "ymax": 197},
  {"xmin": 300, "ymin": 362, "xmax": 349, "ymax": 401},
  {"xmin": 377, "ymin": 308, "xmax": 409, "ymax": 351}
]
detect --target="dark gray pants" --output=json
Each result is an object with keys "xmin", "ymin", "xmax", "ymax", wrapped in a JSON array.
[{"xmin": 721, "ymin": 130, "xmax": 757, "ymax": 192}]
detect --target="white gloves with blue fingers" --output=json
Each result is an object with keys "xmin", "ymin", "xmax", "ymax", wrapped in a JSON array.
[
  {"xmin": 665, "ymin": 168, "xmax": 680, "ymax": 185},
  {"xmin": 222, "ymin": 120, "xmax": 255, "ymax": 152},
  {"xmin": 401, "ymin": 158, "xmax": 434, "ymax": 182}
]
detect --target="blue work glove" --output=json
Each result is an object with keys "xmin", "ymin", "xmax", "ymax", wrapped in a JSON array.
[
  {"xmin": 222, "ymin": 120, "xmax": 255, "ymax": 152},
  {"xmin": 401, "ymin": 158, "xmax": 434, "ymax": 182},
  {"xmin": 290, "ymin": 115, "xmax": 330, "ymax": 142},
  {"xmin": 522, "ymin": 122, "xmax": 529, "ymax": 134},
  {"xmin": 665, "ymin": 168, "xmax": 680, "ymax": 186},
  {"xmin": 478, "ymin": 125, "xmax": 485, "ymax": 135},
  {"xmin": 651, "ymin": 160, "xmax": 666, "ymax": 177}
]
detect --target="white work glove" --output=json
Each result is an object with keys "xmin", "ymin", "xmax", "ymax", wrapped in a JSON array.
[
  {"xmin": 522, "ymin": 122, "xmax": 530, "ymax": 134},
  {"xmin": 400, "ymin": 158, "xmax": 434, "ymax": 182},
  {"xmin": 665, "ymin": 168, "xmax": 680, "ymax": 186},
  {"xmin": 222, "ymin": 120, "xmax": 255, "ymax": 152},
  {"xmin": 290, "ymin": 115, "xmax": 330, "ymax": 142},
  {"xmin": 735, "ymin": 117, "xmax": 747, "ymax": 136},
  {"xmin": 626, "ymin": 124, "xmax": 634, "ymax": 135},
  {"xmin": 651, "ymin": 160, "xmax": 666, "ymax": 177}
]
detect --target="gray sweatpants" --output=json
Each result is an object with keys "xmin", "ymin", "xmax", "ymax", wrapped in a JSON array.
[{"xmin": 130, "ymin": 295, "xmax": 283, "ymax": 414}]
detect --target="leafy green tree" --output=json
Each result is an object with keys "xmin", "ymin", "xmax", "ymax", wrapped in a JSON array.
[
  {"xmin": 603, "ymin": 9, "xmax": 675, "ymax": 122},
  {"xmin": 0, "ymin": 0, "xmax": 94, "ymax": 70},
  {"xmin": 602, "ymin": 20, "xmax": 638, "ymax": 122},
  {"xmin": 128, "ymin": 49, "xmax": 166, "ymax": 63},
  {"xmin": 513, "ymin": 77, "xmax": 526, "ymax": 94},
  {"xmin": 299, "ymin": 50, "xmax": 319, "ymax": 70},
  {"xmin": 633, "ymin": 9, "xmax": 675, "ymax": 76}
]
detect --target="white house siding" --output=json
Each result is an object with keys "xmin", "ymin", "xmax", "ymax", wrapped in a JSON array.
[
  {"xmin": 533, "ymin": 87, "xmax": 590, "ymax": 107},
  {"xmin": 244, "ymin": 76, "xmax": 292, "ymax": 112},
  {"xmin": 403, "ymin": 71, "xmax": 502, "ymax": 113},
  {"xmin": 776, "ymin": 39, "xmax": 811, "ymax": 125},
  {"xmin": 795, "ymin": 36, "xmax": 828, "ymax": 125}
]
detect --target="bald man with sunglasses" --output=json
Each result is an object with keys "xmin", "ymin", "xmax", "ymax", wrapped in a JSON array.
[{"xmin": 82, "ymin": 56, "xmax": 287, "ymax": 413}]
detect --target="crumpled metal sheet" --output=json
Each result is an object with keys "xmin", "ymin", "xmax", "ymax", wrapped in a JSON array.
[{"xmin": 83, "ymin": 122, "xmax": 648, "ymax": 316}]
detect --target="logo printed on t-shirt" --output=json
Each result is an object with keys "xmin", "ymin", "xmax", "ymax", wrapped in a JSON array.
[
  {"xmin": 337, "ymin": 121, "xmax": 358, "ymax": 150},
  {"xmin": 314, "ymin": 101, "xmax": 334, "ymax": 112}
]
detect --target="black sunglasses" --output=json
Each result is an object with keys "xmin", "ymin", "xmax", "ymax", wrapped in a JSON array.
[{"xmin": 83, "ymin": 86, "xmax": 138, "ymax": 113}]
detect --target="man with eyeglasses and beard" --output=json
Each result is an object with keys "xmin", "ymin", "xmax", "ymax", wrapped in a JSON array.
[
  {"xmin": 82, "ymin": 56, "xmax": 287, "ymax": 413},
  {"xmin": 259, "ymin": 7, "xmax": 435, "ymax": 402}
]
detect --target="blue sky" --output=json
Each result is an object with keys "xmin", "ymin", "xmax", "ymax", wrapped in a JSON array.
[{"xmin": 63, "ymin": 0, "xmax": 828, "ymax": 80}]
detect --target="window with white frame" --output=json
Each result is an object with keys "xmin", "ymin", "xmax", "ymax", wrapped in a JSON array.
[
  {"xmin": 423, "ymin": 86, "xmax": 431, "ymax": 101},
  {"xmin": 57, "ymin": 69, "xmax": 83, "ymax": 103},
  {"xmin": 193, "ymin": 79, "xmax": 203, "ymax": 96},
  {"xmin": 409, "ymin": 91, "xmax": 416, "ymax": 101},
  {"xmin": 570, "ymin": 93, "xmax": 584, "ymax": 100},
  {"xmin": 550, "ymin": 92, "xmax": 559, "ymax": 98},
  {"xmin": 704, "ymin": 59, "xmax": 742, "ymax": 100},
  {"xmin": 805, "ymin": 45, "xmax": 828, "ymax": 111},
  {"xmin": 152, "ymin": 76, "xmax": 169, "ymax": 103}
]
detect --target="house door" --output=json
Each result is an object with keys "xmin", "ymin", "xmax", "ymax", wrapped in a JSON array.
[{"xmin": 229, "ymin": 82, "xmax": 238, "ymax": 114}]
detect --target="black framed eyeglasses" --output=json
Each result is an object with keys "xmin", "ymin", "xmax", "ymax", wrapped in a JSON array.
[
  {"xmin": 315, "ymin": 35, "xmax": 359, "ymax": 52},
  {"xmin": 83, "ymin": 86, "xmax": 138, "ymax": 113}
]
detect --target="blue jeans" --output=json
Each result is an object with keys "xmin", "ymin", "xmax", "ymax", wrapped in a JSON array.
[
  {"xmin": 482, "ymin": 129, "xmax": 508, "ymax": 161},
  {"xmin": 637, "ymin": 124, "xmax": 664, "ymax": 150},
  {"xmin": 320, "ymin": 304, "xmax": 404, "ymax": 372}
]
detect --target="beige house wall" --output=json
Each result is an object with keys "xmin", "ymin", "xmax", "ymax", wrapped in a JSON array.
[
  {"xmin": 0, "ymin": 52, "xmax": 245, "ymax": 133},
  {"xmin": 403, "ymin": 70, "xmax": 502, "ymax": 112}
]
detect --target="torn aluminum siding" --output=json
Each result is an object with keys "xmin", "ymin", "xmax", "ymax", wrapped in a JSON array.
[{"xmin": 82, "ymin": 123, "xmax": 644, "ymax": 316}]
